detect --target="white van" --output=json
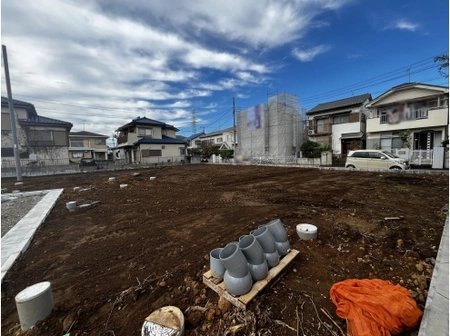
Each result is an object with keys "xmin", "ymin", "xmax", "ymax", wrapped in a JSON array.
[{"xmin": 345, "ymin": 150, "xmax": 410, "ymax": 170}]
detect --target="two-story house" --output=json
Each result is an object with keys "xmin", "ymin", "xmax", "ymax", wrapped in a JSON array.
[
  {"xmin": 114, "ymin": 116, "xmax": 186, "ymax": 164},
  {"xmin": 200, "ymin": 127, "xmax": 237, "ymax": 150},
  {"xmin": 307, "ymin": 93, "xmax": 372, "ymax": 155},
  {"xmin": 1, "ymin": 97, "xmax": 72, "ymax": 165},
  {"xmin": 68, "ymin": 131, "xmax": 109, "ymax": 162},
  {"xmin": 185, "ymin": 131, "xmax": 205, "ymax": 149},
  {"xmin": 366, "ymin": 83, "xmax": 449, "ymax": 156}
]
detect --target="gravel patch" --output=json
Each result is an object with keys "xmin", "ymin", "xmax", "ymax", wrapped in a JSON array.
[{"xmin": 1, "ymin": 195, "xmax": 44, "ymax": 237}]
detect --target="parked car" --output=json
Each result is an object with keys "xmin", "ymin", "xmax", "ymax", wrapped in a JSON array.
[
  {"xmin": 345, "ymin": 150, "xmax": 409, "ymax": 170},
  {"xmin": 79, "ymin": 158, "xmax": 97, "ymax": 167}
]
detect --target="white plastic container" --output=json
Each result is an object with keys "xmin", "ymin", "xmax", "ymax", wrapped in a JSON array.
[
  {"xmin": 150, "ymin": 177, "xmax": 156, "ymax": 181},
  {"xmin": 296, "ymin": 224, "xmax": 318, "ymax": 240},
  {"xmin": 120, "ymin": 184, "xmax": 128, "ymax": 189},
  {"xmin": 108, "ymin": 177, "xmax": 116, "ymax": 182},
  {"xmin": 15, "ymin": 282, "xmax": 54, "ymax": 331}
]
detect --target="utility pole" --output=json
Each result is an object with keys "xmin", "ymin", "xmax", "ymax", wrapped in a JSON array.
[
  {"xmin": 191, "ymin": 110, "xmax": 197, "ymax": 134},
  {"xmin": 232, "ymin": 97, "xmax": 236, "ymax": 154},
  {"xmin": 2, "ymin": 45, "xmax": 22, "ymax": 181}
]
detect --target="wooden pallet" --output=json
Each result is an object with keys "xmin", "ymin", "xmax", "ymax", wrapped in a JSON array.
[{"xmin": 203, "ymin": 249, "xmax": 299, "ymax": 309}]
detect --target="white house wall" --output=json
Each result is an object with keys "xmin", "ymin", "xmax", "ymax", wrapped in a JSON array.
[
  {"xmin": 331, "ymin": 122, "xmax": 361, "ymax": 153},
  {"xmin": 366, "ymin": 107, "xmax": 448, "ymax": 133}
]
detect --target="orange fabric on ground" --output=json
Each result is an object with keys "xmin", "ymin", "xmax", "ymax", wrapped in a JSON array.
[{"xmin": 330, "ymin": 279, "xmax": 423, "ymax": 336}]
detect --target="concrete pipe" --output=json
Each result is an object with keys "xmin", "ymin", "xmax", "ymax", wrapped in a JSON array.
[
  {"xmin": 266, "ymin": 219, "xmax": 290, "ymax": 256},
  {"xmin": 220, "ymin": 244, "xmax": 253, "ymax": 295},
  {"xmin": 239, "ymin": 235, "xmax": 268, "ymax": 281},
  {"xmin": 66, "ymin": 201, "xmax": 77, "ymax": 211},
  {"xmin": 251, "ymin": 226, "xmax": 279, "ymax": 268},
  {"xmin": 15, "ymin": 282, "xmax": 54, "ymax": 331},
  {"xmin": 210, "ymin": 248, "xmax": 225, "ymax": 280}
]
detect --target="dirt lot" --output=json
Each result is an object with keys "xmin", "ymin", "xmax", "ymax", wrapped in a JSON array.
[{"xmin": 1, "ymin": 165, "xmax": 448, "ymax": 336}]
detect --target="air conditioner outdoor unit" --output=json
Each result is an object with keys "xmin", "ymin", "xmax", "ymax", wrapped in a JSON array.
[{"xmin": 308, "ymin": 130, "xmax": 315, "ymax": 135}]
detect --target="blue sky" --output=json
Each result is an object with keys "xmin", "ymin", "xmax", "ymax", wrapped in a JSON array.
[{"xmin": 1, "ymin": 0, "xmax": 448, "ymax": 141}]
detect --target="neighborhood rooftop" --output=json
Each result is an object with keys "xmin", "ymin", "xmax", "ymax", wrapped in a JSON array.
[
  {"xmin": 70, "ymin": 131, "xmax": 108, "ymax": 137},
  {"xmin": 117, "ymin": 116, "xmax": 179, "ymax": 132},
  {"xmin": 307, "ymin": 93, "xmax": 372, "ymax": 114},
  {"xmin": 201, "ymin": 127, "xmax": 234, "ymax": 138}
]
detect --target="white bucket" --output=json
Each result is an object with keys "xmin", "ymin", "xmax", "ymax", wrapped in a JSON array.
[
  {"xmin": 120, "ymin": 184, "xmax": 128, "ymax": 189},
  {"xmin": 296, "ymin": 224, "xmax": 318, "ymax": 240}
]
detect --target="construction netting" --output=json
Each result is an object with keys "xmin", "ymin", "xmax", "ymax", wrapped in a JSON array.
[{"xmin": 330, "ymin": 279, "xmax": 423, "ymax": 336}]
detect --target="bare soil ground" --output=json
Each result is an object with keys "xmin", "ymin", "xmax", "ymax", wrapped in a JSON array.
[{"xmin": 1, "ymin": 165, "xmax": 448, "ymax": 336}]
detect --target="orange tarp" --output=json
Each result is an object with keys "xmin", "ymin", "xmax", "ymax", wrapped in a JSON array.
[{"xmin": 330, "ymin": 279, "xmax": 423, "ymax": 336}]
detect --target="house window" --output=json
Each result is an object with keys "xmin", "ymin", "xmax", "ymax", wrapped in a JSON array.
[
  {"xmin": 333, "ymin": 114, "xmax": 349, "ymax": 124},
  {"xmin": 72, "ymin": 152, "xmax": 83, "ymax": 158},
  {"xmin": 141, "ymin": 149, "xmax": 162, "ymax": 157},
  {"xmin": 427, "ymin": 99, "xmax": 438, "ymax": 108},
  {"xmin": 440, "ymin": 96, "xmax": 448, "ymax": 107},
  {"xmin": 95, "ymin": 139, "xmax": 106, "ymax": 145},
  {"xmin": 179, "ymin": 147, "xmax": 185, "ymax": 155},
  {"xmin": 138, "ymin": 128, "xmax": 153, "ymax": 137},
  {"xmin": 1, "ymin": 147, "xmax": 14, "ymax": 157},
  {"xmin": 195, "ymin": 140, "xmax": 201, "ymax": 145},
  {"xmin": 316, "ymin": 119, "xmax": 325, "ymax": 133},
  {"xmin": 1, "ymin": 148, "xmax": 28, "ymax": 158},
  {"xmin": 216, "ymin": 138, "xmax": 223, "ymax": 143},
  {"xmin": 162, "ymin": 130, "xmax": 167, "ymax": 135},
  {"xmin": 71, "ymin": 140, "xmax": 84, "ymax": 147},
  {"xmin": 28, "ymin": 130, "xmax": 53, "ymax": 145}
]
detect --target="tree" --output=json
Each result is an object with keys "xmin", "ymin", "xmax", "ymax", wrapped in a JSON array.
[
  {"xmin": 434, "ymin": 54, "xmax": 449, "ymax": 78},
  {"xmin": 201, "ymin": 145, "xmax": 220, "ymax": 157},
  {"xmin": 300, "ymin": 141, "xmax": 323, "ymax": 158},
  {"xmin": 398, "ymin": 129, "xmax": 412, "ymax": 149}
]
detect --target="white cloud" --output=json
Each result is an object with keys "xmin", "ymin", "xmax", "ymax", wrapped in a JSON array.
[
  {"xmin": 292, "ymin": 45, "xmax": 331, "ymax": 62},
  {"xmin": 348, "ymin": 54, "xmax": 362, "ymax": 59},
  {"xmin": 395, "ymin": 20, "xmax": 419, "ymax": 32},
  {"xmin": 96, "ymin": 0, "xmax": 349, "ymax": 47},
  {"xmin": 1, "ymin": 0, "xmax": 352, "ymax": 136},
  {"xmin": 383, "ymin": 19, "xmax": 419, "ymax": 32}
]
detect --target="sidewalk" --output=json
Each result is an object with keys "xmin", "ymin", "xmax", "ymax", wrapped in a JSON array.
[
  {"xmin": 418, "ymin": 216, "xmax": 449, "ymax": 335},
  {"xmin": 1, "ymin": 189, "xmax": 64, "ymax": 282}
]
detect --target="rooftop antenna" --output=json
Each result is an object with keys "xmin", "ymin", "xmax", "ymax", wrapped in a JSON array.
[
  {"xmin": 83, "ymin": 119, "xmax": 86, "ymax": 131},
  {"xmin": 407, "ymin": 67, "xmax": 411, "ymax": 82}
]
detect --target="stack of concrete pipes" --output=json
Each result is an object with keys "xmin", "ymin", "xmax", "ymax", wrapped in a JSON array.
[{"xmin": 210, "ymin": 219, "xmax": 290, "ymax": 296}]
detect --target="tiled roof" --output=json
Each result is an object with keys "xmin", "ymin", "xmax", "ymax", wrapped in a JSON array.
[
  {"xmin": 1, "ymin": 96, "xmax": 34, "ymax": 107},
  {"xmin": 117, "ymin": 116, "xmax": 179, "ymax": 132},
  {"xmin": 185, "ymin": 132, "xmax": 205, "ymax": 141},
  {"xmin": 134, "ymin": 135, "xmax": 187, "ymax": 145},
  {"xmin": 20, "ymin": 115, "xmax": 73, "ymax": 127},
  {"xmin": 201, "ymin": 127, "xmax": 234, "ymax": 138},
  {"xmin": 70, "ymin": 131, "xmax": 108, "ymax": 137},
  {"xmin": 391, "ymin": 82, "xmax": 449, "ymax": 90},
  {"xmin": 307, "ymin": 93, "xmax": 372, "ymax": 114}
]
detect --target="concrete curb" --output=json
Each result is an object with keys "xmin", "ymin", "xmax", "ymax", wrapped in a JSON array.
[
  {"xmin": 418, "ymin": 216, "xmax": 449, "ymax": 336},
  {"xmin": 1, "ymin": 189, "xmax": 64, "ymax": 282}
]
